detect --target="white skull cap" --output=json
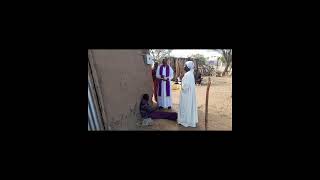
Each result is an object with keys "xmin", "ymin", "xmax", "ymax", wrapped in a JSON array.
[{"xmin": 185, "ymin": 61, "xmax": 194, "ymax": 69}]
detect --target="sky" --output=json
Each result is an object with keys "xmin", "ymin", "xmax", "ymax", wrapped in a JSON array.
[{"xmin": 170, "ymin": 49, "xmax": 222, "ymax": 60}]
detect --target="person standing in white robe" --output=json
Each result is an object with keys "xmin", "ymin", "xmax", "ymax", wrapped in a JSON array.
[
  {"xmin": 156, "ymin": 59, "xmax": 174, "ymax": 109},
  {"xmin": 178, "ymin": 61, "xmax": 198, "ymax": 127}
]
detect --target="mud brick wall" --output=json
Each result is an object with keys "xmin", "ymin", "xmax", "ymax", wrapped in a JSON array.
[{"xmin": 90, "ymin": 50, "xmax": 153, "ymax": 130}]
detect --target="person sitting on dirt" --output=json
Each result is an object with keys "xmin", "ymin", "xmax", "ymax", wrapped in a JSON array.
[
  {"xmin": 140, "ymin": 94, "xmax": 156, "ymax": 126},
  {"xmin": 140, "ymin": 94, "xmax": 177, "ymax": 123}
]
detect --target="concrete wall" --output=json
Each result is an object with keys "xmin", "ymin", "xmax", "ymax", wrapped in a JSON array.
[{"xmin": 90, "ymin": 50, "xmax": 153, "ymax": 130}]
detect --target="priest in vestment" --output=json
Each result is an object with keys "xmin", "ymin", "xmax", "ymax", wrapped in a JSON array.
[{"xmin": 156, "ymin": 59, "xmax": 174, "ymax": 109}]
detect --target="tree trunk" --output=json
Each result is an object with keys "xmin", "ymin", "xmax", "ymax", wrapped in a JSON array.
[
  {"xmin": 196, "ymin": 60, "xmax": 199, "ymax": 76},
  {"xmin": 216, "ymin": 59, "xmax": 219, "ymax": 70},
  {"xmin": 222, "ymin": 62, "xmax": 231, "ymax": 76},
  {"xmin": 228, "ymin": 63, "xmax": 232, "ymax": 75}
]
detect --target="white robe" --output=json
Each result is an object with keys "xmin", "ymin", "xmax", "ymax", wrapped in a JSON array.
[
  {"xmin": 178, "ymin": 69, "xmax": 198, "ymax": 127},
  {"xmin": 156, "ymin": 65, "xmax": 174, "ymax": 108}
]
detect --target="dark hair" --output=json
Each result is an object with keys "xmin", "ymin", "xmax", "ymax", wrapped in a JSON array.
[
  {"xmin": 142, "ymin": 94, "xmax": 149, "ymax": 101},
  {"xmin": 153, "ymin": 62, "xmax": 158, "ymax": 69}
]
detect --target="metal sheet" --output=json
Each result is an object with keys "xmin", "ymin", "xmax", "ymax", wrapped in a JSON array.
[{"xmin": 88, "ymin": 83, "xmax": 104, "ymax": 131}]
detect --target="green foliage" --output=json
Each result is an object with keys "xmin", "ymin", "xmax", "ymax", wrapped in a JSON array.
[
  {"xmin": 217, "ymin": 56, "xmax": 226, "ymax": 64},
  {"xmin": 189, "ymin": 54, "xmax": 207, "ymax": 66}
]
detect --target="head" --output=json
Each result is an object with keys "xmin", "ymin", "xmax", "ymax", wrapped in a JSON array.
[
  {"xmin": 153, "ymin": 62, "xmax": 158, "ymax": 70},
  {"xmin": 162, "ymin": 59, "xmax": 168, "ymax": 65},
  {"xmin": 184, "ymin": 65, "xmax": 190, "ymax": 72},
  {"xmin": 184, "ymin": 61, "xmax": 194, "ymax": 72},
  {"xmin": 142, "ymin": 94, "xmax": 149, "ymax": 101}
]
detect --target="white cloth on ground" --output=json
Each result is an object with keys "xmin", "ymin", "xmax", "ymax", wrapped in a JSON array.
[{"xmin": 142, "ymin": 118, "xmax": 153, "ymax": 126}]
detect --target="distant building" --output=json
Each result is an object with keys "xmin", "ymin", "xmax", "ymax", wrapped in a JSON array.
[
  {"xmin": 208, "ymin": 60, "xmax": 225, "ymax": 72},
  {"xmin": 208, "ymin": 60, "xmax": 216, "ymax": 66}
]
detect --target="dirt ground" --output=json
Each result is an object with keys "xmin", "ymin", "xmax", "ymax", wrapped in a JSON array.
[{"xmin": 136, "ymin": 76, "xmax": 232, "ymax": 131}]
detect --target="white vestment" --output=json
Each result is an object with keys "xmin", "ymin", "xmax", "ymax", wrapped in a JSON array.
[
  {"xmin": 156, "ymin": 65, "xmax": 174, "ymax": 108},
  {"xmin": 178, "ymin": 62, "xmax": 198, "ymax": 127}
]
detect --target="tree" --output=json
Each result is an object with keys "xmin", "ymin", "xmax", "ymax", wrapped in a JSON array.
[
  {"xmin": 189, "ymin": 54, "xmax": 216, "ymax": 76},
  {"xmin": 216, "ymin": 56, "xmax": 224, "ymax": 70},
  {"xmin": 149, "ymin": 49, "xmax": 172, "ymax": 63},
  {"xmin": 190, "ymin": 54, "xmax": 206, "ymax": 75},
  {"xmin": 189, "ymin": 54, "xmax": 207, "ymax": 67},
  {"xmin": 214, "ymin": 49, "xmax": 232, "ymax": 76},
  {"xmin": 217, "ymin": 56, "xmax": 226, "ymax": 64}
]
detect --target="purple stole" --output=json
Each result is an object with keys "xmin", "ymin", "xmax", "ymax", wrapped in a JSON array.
[{"xmin": 159, "ymin": 65, "xmax": 170, "ymax": 96}]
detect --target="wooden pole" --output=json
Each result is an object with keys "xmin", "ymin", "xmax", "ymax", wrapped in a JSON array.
[{"xmin": 205, "ymin": 77, "xmax": 212, "ymax": 131}]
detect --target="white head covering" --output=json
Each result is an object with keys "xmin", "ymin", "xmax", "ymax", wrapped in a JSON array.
[{"xmin": 185, "ymin": 61, "xmax": 194, "ymax": 70}]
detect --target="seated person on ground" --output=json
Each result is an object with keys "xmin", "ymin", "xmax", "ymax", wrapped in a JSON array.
[
  {"xmin": 140, "ymin": 94, "xmax": 156, "ymax": 119},
  {"xmin": 140, "ymin": 94, "xmax": 178, "ymax": 122}
]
